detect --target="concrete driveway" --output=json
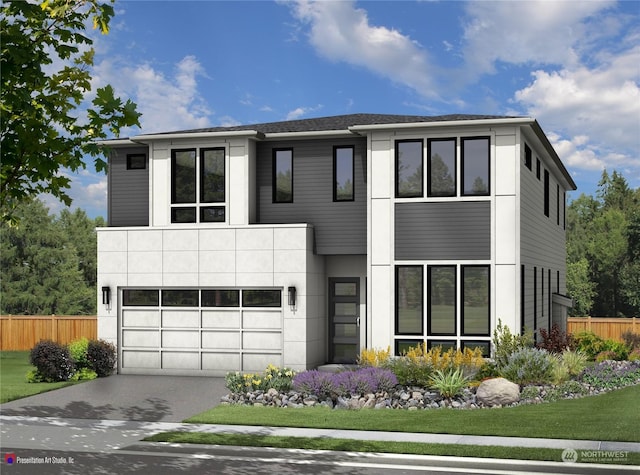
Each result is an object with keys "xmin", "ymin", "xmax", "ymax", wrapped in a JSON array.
[{"xmin": 0, "ymin": 375, "xmax": 228, "ymax": 422}]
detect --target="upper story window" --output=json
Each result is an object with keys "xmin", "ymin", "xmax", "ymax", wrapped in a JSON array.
[
  {"xmin": 127, "ymin": 153, "xmax": 146, "ymax": 170},
  {"xmin": 524, "ymin": 144, "xmax": 532, "ymax": 170},
  {"xmin": 334, "ymin": 146, "xmax": 354, "ymax": 201},
  {"xmin": 171, "ymin": 147, "xmax": 226, "ymax": 224},
  {"xmin": 395, "ymin": 136, "xmax": 490, "ymax": 198},
  {"xmin": 273, "ymin": 148, "xmax": 293, "ymax": 203},
  {"xmin": 396, "ymin": 140, "xmax": 423, "ymax": 198},
  {"xmin": 461, "ymin": 137, "xmax": 490, "ymax": 196},
  {"xmin": 544, "ymin": 169, "xmax": 550, "ymax": 217},
  {"xmin": 428, "ymin": 138, "xmax": 456, "ymax": 197}
]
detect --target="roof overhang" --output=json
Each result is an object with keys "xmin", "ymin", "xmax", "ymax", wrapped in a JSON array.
[{"xmin": 348, "ymin": 116, "xmax": 533, "ymax": 132}]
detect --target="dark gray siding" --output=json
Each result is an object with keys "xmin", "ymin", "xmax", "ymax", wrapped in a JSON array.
[
  {"xmin": 256, "ymin": 138, "xmax": 366, "ymax": 254},
  {"xmin": 395, "ymin": 201, "xmax": 490, "ymax": 260},
  {"xmin": 109, "ymin": 147, "xmax": 149, "ymax": 227}
]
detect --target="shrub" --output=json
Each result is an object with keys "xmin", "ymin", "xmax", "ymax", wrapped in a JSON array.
[
  {"xmin": 473, "ymin": 361, "xmax": 500, "ymax": 381},
  {"xmin": 26, "ymin": 368, "xmax": 45, "ymax": 383},
  {"xmin": 622, "ymin": 331, "xmax": 640, "ymax": 351},
  {"xmin": 29, "ymin": 340, "xmax": 75, "ymax": 382},
  {"xmin": 492, "ymin": 319, "xmax": 533, "ymax": 368},
  {"xmin": 537, "ymin": 324, "xmax": 575, "ymax": 353},
  {"xmin": 595, "ymin": 350, "xmax": 618, "ymax": 363},
  {"xmin": 358, "ymin": 346, "xmax": 391, "ymax": 367},
  {"xmin": 70, "ymin": 368, "xmax": 98, "ymax": 381},
  {"xmin": 68, "ymin": 337, "xmax": 90, "ymax": 369},
  {"xmin": 628, "ymin": 348, "xmax": 640, "ymax": 361},
  {"xmin": 573, "ymin": 331, "xmax": 606, "ymax": 360},
  {"xmin": 382, "ymin": 356, "xmax": 431, "ymax": 387},
  {"xmin": 429, "ymin": 368, "xmax": 468, "ymax": 398},
  {"xmin": 499, "ymin": 347, "xmax": 555, "ymax": 385},
  {"xmin": 550, "ymin": 356, "xmax": 570, "ymax": 384},
  {"xmin": 333, "ymin": 367, "xmax": 397, "ymax": 396},
  {"xmin": 87, "ymin": 339, "xmax": 117, "ymax": 377},
  {"xmin": 559, "ymin": 349, "xmax": 588, "ymax": 376},
  {"xmin": 292, "ymin": 370, "xmax": 335, "ymax": 398}
]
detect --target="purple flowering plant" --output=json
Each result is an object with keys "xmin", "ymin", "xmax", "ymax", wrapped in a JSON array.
[{"xmin": 293, "ymin": 367, "xmax": 397, "ymax": 398}]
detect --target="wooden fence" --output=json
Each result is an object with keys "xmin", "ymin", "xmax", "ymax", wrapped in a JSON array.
[
  {"xmin": 567, "ymin": 317, "xmax": 638, "ymax": 342},
  {"xmin": 0, "ymin": 315, "xmax": 97, "ymax": 351}
]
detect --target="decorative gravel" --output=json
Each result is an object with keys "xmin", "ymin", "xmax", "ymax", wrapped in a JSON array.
[{"xmin": 220, "ymin": 360, "xmax": 640, "ymax": 410}]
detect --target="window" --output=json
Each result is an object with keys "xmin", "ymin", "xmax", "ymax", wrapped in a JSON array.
[
  {"xmin": 461, "ymin": 266, "xmax": 490, "ymax": 336},
  {"xmin": 533, "ymin": 267, "xmax": 538, "ymax": 331},
  {"xmin": 428, "ymin": 266, "xmax": 456, "ymax": 335},
  {"xmin": 520, "ymin": 265, "xmax": 525, "ymax": 334},
  {"xmin": 334, "ymin": 146, "xmax": 354, "ymax": 201},
  {"xmin": 536, "ymin": 158, "xmax": 541, "ymax": 179},
  {"xmin": 395, "ymin": 339, "xmax": 422, "ymax": 356},
  {"xmin": 556, "ymin": 184, "xmax": 560, "ymax": 225},
  {"xmin": 273, "ymin": 149, "xmax": 293, "ymax": 203},
  {"xmin": 461, "ymin": 340, "xmax": 490, "ymax": 357},
  {"xmin": 202, "ymin": 290, "xmax": 239, "ymax": 307},
  {"xmin": 524, "ymin": 144, "xmax": 532, "ymax": 170},
  {"xmin": 544, "ymin": 169, "xmax": 550, "ymax": 217},
  {"xmin": 242, "ymin": 290, "xmax": 282, "ymax": 307},
  {"xmin": 127, "ymin": 154, "xmax": 146, "ymax": 170},
  {"xmin": 395, "ymin": 266, "xmax": 423, "ymax": 334},
  {"xmin": 171, "ymin": 148, "xmax": 226, "ymax": 223},
  {"xmin": 396, "ymin": 140, "xmax": 423, "ymax": 198},
  {"xmin": 162, "ymin": 289, "xmax": 199, "ymax": 307},
  {"xmin": 427, "ymin": 340, "xmax": 457, "ymax": 352},
  {"xmin": 123, "ymin": 289, "xmax": 159, "ymax": 306},
  {"xmin": 428, "ymin": 138, "xmax": 456, "ymax": 197},
  {"xmin": 461, "ymin": 137, "xmax": 490, "ymax": 196}
]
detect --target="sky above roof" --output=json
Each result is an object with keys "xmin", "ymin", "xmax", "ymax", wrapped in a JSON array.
[{"xmin": 48, "ymin": 0, "xmax": 639, "ymax": 218}]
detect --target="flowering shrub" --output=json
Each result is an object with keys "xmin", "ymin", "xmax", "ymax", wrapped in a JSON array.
[
  {"xmin": 579, "ymin": 360, "xmax": 640, "ymax": 390},
  {"xmin": 225, "ymin": 365, "xmax": 295, "ymax": 393},
  {"xmin": 358, "ymin": 346, "xmax": 391, "ymax": 367},
  {"xmin": 292, "ymin": 367, "xmax": 398, "ymax": 398},
  {"xmin": 499, "ymin": 347, "xmax": 555, "ymax": 385}
]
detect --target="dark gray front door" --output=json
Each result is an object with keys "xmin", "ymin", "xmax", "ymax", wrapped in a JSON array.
[{"xmin": 329, "ymin": 278, "xmax": 360, "ymax": 364}]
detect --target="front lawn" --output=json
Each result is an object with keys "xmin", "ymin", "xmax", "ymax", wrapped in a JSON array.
[
  {"xmin": 0, "ymin": 351, "xmax": 81, "ymax": 403},
  {"xmin": 185, "ymin": 384, "xmax": 640, "ymax": 442}
]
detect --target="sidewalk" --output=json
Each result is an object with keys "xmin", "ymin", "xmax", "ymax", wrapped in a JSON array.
[{"xmin": 2, "ymin": 414, "xmax": 639, "ymax": 454}]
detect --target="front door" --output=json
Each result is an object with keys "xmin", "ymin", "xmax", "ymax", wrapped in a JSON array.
[{"xmin": 329, "ymin": 278, "xmax": 360, "ymax": 364}]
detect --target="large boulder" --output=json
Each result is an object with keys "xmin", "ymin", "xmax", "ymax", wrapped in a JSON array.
[{"xmin": 476, "ymin": 377, "xmax": 520, "ymax": 406}]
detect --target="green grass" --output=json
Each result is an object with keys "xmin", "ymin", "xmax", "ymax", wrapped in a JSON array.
[
  {"xmin": 186, "ymin": 384, "xmax": 640, "ymax": 442},
  {"xmin": 143, "ymin": 432, "xmax": 640, "ymax": 465},
  {"xmin": 0, "ymin": 351, "xmax": 80, "ymax": 403}
]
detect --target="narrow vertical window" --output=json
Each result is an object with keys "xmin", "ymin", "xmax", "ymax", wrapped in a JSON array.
[
  {"xmin": 395, "ymin": 266, "xmax": 423, "ymax": 335},
  {"xmin": 461, "ymin": 137, "xmax": 490, "ymax": 196},
  {"xmin": 273, "ymin": 149, "xmax": 293, "ymax": 203},
  {"xmin": 520, "ymin": 265, "xmax": 525, "ymax": 335},
  {"xmin": 556, "ymin": 184, "xmax": 560, "ymax": 225},
  {"xmin": 533, "ymin": 267, "xmax": 538, "ymax": 332},
  {"xmin": 544, "ymin": 169, "xmax": 550, "ymax": 217},
  {"xmin": 536, "ymin": 158, "xmax": 541, "ymax": 179},
  {"xmin": 334, "ymin": 146, "xmax": 354, "ymax": 201},
  {"xmin": 563, "ymin": 191, "xmax": 567, "ymax": 229},
  {"xmin": 548, "ymin": 269, "xmax": 552, "ymax": 330},
  {"xmin": 524, "ymin": 144, "xmax": 532, "ymax": 170},
  {"xmin": 428, "ymin": 138, "xmax": 456, "ymax": 197},
  {"xmin": 171, "ymin": 149, "xmax": 196, "ymax": 223},
  {"xmin": 428, "ymin": 266, "xmax": 456, "ymax": 335},
  {"xmin": 395, "ymin": 140, "xmax": 423, "ymax": 198},
  {"xmin": 462, "ymin": 265, "xmax": 490, "ymax": 336}
]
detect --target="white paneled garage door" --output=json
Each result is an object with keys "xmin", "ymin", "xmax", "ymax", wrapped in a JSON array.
[{"xmin": 119, "ymin": 288, "xmax": 283, "ymax": 375}]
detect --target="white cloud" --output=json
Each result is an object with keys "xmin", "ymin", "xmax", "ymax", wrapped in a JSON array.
[
  {"xmin": 92, "ymin": 55, "xmax": 212, "ymax": 134},
  {"xmin": 286, "ymin": 105, "xmax": 323, "ymax": 120},
  {"xmin": 461, "ymin": 1, "xmax": 615, "ymax": 76},
  {"xmin": 286, "ymin": 0, "xmax": 438, "ymax": 99}
]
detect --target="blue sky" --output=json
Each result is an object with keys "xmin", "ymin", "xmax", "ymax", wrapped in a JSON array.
[{"xmin": 50, "ymin": 0, "xmax": 639, "ymax": 218}]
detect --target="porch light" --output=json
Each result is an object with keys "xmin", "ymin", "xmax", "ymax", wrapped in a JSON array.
[
  {"xmin": 102, "ymin": 286, "xmax": 111, "ymax": 306},
  {"xmin": 288, "ymin": 286, "xmax": 297, "ymax": 307}
]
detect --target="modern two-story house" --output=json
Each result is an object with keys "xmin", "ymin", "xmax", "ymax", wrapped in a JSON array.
[{"xmin": 97, "ymin": 113, "xmax": 576, "ymax": 376}]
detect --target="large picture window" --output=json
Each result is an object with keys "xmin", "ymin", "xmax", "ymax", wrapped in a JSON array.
[
  {"xmin": 273, "ymin": 149, "xmax": 293, "ymax": 203},
  {"xmin": 461, "ymin": 137, "xmax": 490, "ymax": 196},
  {"xmin": 428, "ymin": 139, "xmax": 456, "ymax": 197},
  {"xmin": 395, "ymin": 266, "xmax": 423, "ymax": 335},
  {"xmin": 396, "ymin": 140, "xmax": 423, "ymax": 198},
  {"xmin": 334, "ymin": 146, "xmax": 354, "ymax": 201},
  {"xmin": 171, "ymin": 147, "xmax": 226, "ymax": 223}
]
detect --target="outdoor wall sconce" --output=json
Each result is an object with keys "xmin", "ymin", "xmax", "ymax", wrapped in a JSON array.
[
  {"xmin": 102, "ymin": 286, "xmax": 111, "ymax": 306},
  {"xmin": 288, "ymin": 286, "xmax": 297, "ymax": 307}
]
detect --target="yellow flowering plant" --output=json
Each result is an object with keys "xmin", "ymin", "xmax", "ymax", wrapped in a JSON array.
[{"xmin": 225, "ymin": 365, "xmax": 296, "ymax": 393}]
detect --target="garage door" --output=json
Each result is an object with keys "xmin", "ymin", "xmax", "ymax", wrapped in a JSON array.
[{"xmin": 119, "ymin": 288, "xmax": 283, "ymax": 375}]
